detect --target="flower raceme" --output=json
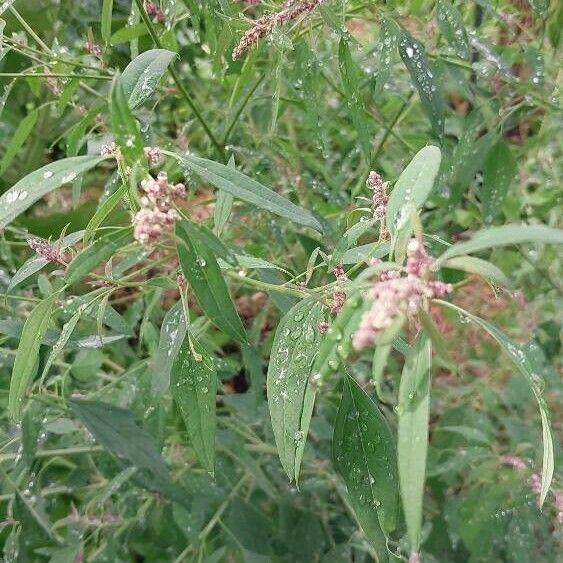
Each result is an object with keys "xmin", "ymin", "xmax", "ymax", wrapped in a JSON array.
[
  {"xmin": 133, "ymin": 173, "xmax": 185, "ymax": 245},
  {"xmin": 352, "ymin": 239, "xmax": 452, "ymax": 350},
  {"xmin": 232, "ymin": 0, "xmax": 322, "ymax": 60}
]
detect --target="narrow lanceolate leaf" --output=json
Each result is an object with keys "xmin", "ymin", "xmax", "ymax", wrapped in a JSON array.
[
  {"xmin": 65, "ymin": 229, "xmax": 132, "ymax": 285},
  {"xmin": 84, "ymin": 182, "xmax": 128, "ymax": 243},
  {"xmin": 373, "ymin": 16, "xmax": 400, "ymax": 97},
  {"xmin": 171, "ymin": 334, "xmax": 217, "ymax": 473},
  {"xmin": 120, "ymin": 49, "xmax": 176, "ymax": 109},
  {"xmin": 110, "ymin": 78, "xmax": 144, "ymax": 166},
  {"xmin": 101, "ymin": 0, "xmax": 114, "ymax": 45},
  {"xmin": 387, "ymin": 145, "xmax": 442, "ymax": 236},
  {"xmin": 398, "ymin": 29, "xmax": 445, "ymax": 138},
  {"xmin": 398, "ymin": 333, "xmax": 432, "ymax": 553},
  {"xmin": 441, "ymin": 255, "xmax": 512, "ymax": 288},
  {"xmin": 481, "ymin": 141, "xmax": 516, "ymax": 224},
  {"xmin": 435, "ymin": 301, "xmax": 554, "ymax": 507},
  {"xmin": 312, "ymin": 293, "xmax": 367, "ymax": 381},
  {"xmin": 176, "ymin": 221, "xmax": 247, "ymax": 344},
  {"xmin": 436, "ymin": 0, "xmax": 470, "ymax": 59},
  {"xmin": 151, "ymin": 299, "xmax": 187, "ymax": 395},
  {"xmin": 339, "ymin": 39, "xmax": 371, "ymax": 162},
  {"xmin": 0, "ymin": 107, "xmax": 38, "ymax": 175},
  {"xmin": 436, "ymin": 224, "xmax": 563, "ymax": 263},
  {"xmin": 169, "ymin": 152, "xmax": 322, "ymax": 232},
  {"xmin": 333, "ymin": 373, "xmax": 400, "ymax": 541},
  {"xmin": 9, "ymin": 294, "xmax": 57, "ymax": 420},
  {"xmin": 267, "ymin": 299, "xmax": 325, "ymax": 483},
  {"xmin": 69, "ymin": 399, "xmax": 172, "ymax": 483},
  {"xmin": 0, "ymin": 156, "xmax": 105, "ymax": 229}
]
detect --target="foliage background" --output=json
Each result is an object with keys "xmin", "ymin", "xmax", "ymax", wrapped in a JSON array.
[{"xmin": 0, "ymin": 0, "xmax": 561, "ymax": 561}]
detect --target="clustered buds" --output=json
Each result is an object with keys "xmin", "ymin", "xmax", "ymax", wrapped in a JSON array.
[
  {"xmin": 84, "ymin": 39, "xmax": 102, "ymax": 57},
  {"xmin": 44, "ymin": 66, "xmax": 61, "ymax": 97},
  {"xmin": 27, "ymin": 238, "xmax": 67, "ymax": 264},
  {"xmin": 367, "ymin": 171, "xmax": 388, "ymax": 220},
  {"xmin": 133, "ymin": 172, "xmax": 185, "ymax": 245},
  {"xmin": 144, "ymin": 1, "xmax": 166, "ymax": 23},
  {"xmin": 100, "ymin": 142, "xmax": 121, "ymax": 159},
  {"xmin": 318, "ymin": 321, "xmax": 330, "ymax": 333},
  {"xmin": 232, "ymin": 0, "xmax": 322, "ymax": 60},
  {"xmin": 144, "ymin": 146, "xmax": 161, "ymax": 163},
  {"xmin": 352, "ymin": 238, "xmax": 452, "ymax": 350},
  {"xmin": 500, "ymin": 455, "xmax": 527, "ymax": 471}
]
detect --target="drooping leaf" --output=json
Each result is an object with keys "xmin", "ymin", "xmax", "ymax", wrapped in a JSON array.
[
  {"xmin": 437, "ymin": 224, "xmax": 563, "ymax": 263},
  {"xmin": 441, "ymin": 255, "xmax": 512, "ymax": 288},
  {"xmin": 436, "ymin": 0, "xmax": 470, "ymax": 59},
  {"xmin": 65, "ymin": 229, "xmax": 132, "ymax": 285},
  {"xmin": 339, "ymin": 39, "xmax": 371, "ymax": 162},
  {"xmin": 481, "ymin": 141, "xmax": 516, "ymax": 224},
  {"xmin": 176, "ymin": 220, "xmax": 247, "ymax": 344},
  {"xmin": 387, "ymin": 145, "xmax": 442, "ymax": 236},
  {"xmin": 110, "ymin": 78, "xmax": 144, "ymax": 166},
  {"xmin": 9, "ymin": 294, "xmax": 57, "ymax": 420},
  {"xmin": 267, "ymin": 299, "xmax": 325, "ymax": 482},
  {"xmin": 171, "ymin": 334, "xmax": 217, "ymax": 473},
  {"xmin": 373, "ymin": 16, "xmax": 400, "ymax": 97},
  {"xmin": 169, "ymin": 152, "xmax": 322, "ymax": 232},
  {"xmin": 398, "ymin": 29, "xmax": 445, "ymax": 138},
  {"xmin": 0, "ymin": 107, "xmax": 38, "ymax": 175},
  {"xmin": 120, "ymin": 48, "xmax": 176, "ymax": 109},
  {"xmin": 397, "ymin": 332, "xmax": 432, "ymax": 553},
  {"xmin": 333, "ymin": 373, "xmax": 399, "ymax": 543},
  {"xmin": 151, "ymin": 299, "xmax": 187, "ymax": 395},
  {"xmin": 0, "ymin": 156, "xmax": 106, "ymax": 229},
  {"xmin": 435, "ymin": 300, "xmax": 554, "ymax": 507}
]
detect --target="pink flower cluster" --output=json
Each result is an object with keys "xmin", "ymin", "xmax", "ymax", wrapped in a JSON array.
[
  {"xmin": 85, "ymin": 39, "xmax": 102, "ymax": 57},
  {"xmin": 133, "ymin": 173, "xmax": 185, "ymax": 245},
  {"xmin": 232, "ymin": 0, "xmax": 322, "ymax": 60},
  {"xmin": 144, "ymin": 1, "xmax": 166, "ymax": 23},
  {"xmin": 27, "ymin": 238, "xmax": 67, "ymax": 264},
  {"xmin": 500, "ymin": 455, "xmax": 527, "ymax": 471},
  {"xmin": 352, "ymin": 239, "xmax": 452, "ymax": 350},
  {"xmin": 144, "ymin": 146, "xmax": 161, "ymax": 163},
  {"xmin": 367, "ymin": 171, "xmax": 388, "ymax": 219},
  {"xmin": 100, "ymin": 142, "xmax": 121, "ymax": 159}
]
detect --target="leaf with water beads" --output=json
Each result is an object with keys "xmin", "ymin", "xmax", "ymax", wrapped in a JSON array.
[
  {"xmin": 267, "ymin": 298, "xmax": 325, "ymax": 483},
  {"xmin": 481, "ymin": 141, "xmax": 516, "ymax": 224},
  {"xmin": 397, "ymin": 332, "xmax": 432, "ymax": 554},
  {"xmin": 8, "ymin": 294, "xmax": 57, "ymax": 421},
  {"xmin": 436, "ymin": 0, "xmax": 470, "ymax": 59},
  {"xmin": 435, "ymin": 300, "xmax": 554, "ymax": 508},
  {"xmin": 175, "ymin": 220, "xmax": 247, "ymax": 344},
  {"xmin": 0, "ymin": 155, "xmax": 106, "ymax": 229},
  {"xmin": 333, "ymin": 373, "xmax": 400, "ymax": 543},
  {"xmin": 398, "ymin": 28, "xmax": 445, "ymax": 139},
  {"xmin": 171, "ymin": 333, "xmax": 217, "ymax": 474},
  {"xmin": 312, "ymin": 293, "xmax": 367, "ymax": 382},
  {"xmin": 373, "ymin": 16, "xmax": 400, "ymax": 98}
]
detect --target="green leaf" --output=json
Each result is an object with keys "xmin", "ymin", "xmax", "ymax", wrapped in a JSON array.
[
  {"xmin": 151, "ymin": 299, "xmax": 187, "ymax": 395},
  {"xmin": 9, "ymin": 294, "xmax": 57, "ymax": 420},
  {"xmin": 372, "ymin": 343, "xmax": 392, "ymax": 399},
  {"xmin": 69, "ymin": 399, "xmax": 175, "ymax": 487},
  {"xmin": 397, "ymin": 332, "xmax": 432, "ymax": 552},
  {"xmin": 436, "ymin": 0, "xmax": 470, "ymax": 59},
  {"xmin": 387, "ymin": 145, "xmax": 442, "ymax": 236},
  {"xmin": 312, "ymin": 293, "xmax": 366, "ymax": 381},
  {"xmin": 0, "ymin": 155, "xmax": 105, "ymax": 229},
  {"xmin": 435, "ymin": 300, "xmax": 554, "ymax": 507},
  {"xmin": 121, "ymin": 49, "xmax": 176, "ymax": 109},
  {"xmin": 437, "ymin": 224, "xmax": 563, "ymax": 263},
  {"xmin": 83, "ymin": 182, "xmax": 128, "ymax": 243},
  {"xmin": 333, "ymin": 373, "xmax": 399, "ymax": 541},
  {"xmin": 101, "ymin": 0, "xmax": 113, "ymax": 45},
  {"xmin": 398, "ymin": 29, "xmax": 445, "ymax": 138},
  {"xmin": 65, "ymin": 230, "xmax": 132, "ymax": 285},
  {"xmin": 8, "ymin": 230, "xmax": 84, "ymax": 292},
  {"xmin": 110, "ymin": 23, "xmax": 148, "ymax": 45},
  {"xmin": 171, "ymin": 334, "xmax": 217, "ymax": 473},
  {"xmin": 110, "ymin": 78, "xmax": 144, "ymax": 166},
  {"xmin": 0, "ymin": 107, "xmax": 38, "ymax": 175},
  {"xmin": 481, "ymin": 141, "xmax": 516, "ymax": 224},
  {"xmin": 213, "ymin": 189, "xmax": 233, "ymax": 236},
  {"xmin": 267, "ymin": 299, "xmax": 325, "ymax": 482},
  {"xmin": 373, "ymin": 17, "xmax": 400, "ymax": 97},
  {"xmin": 169, "ymin": 152, "xmax": 322, "ymax": 232},
  {"xmin": 176, "ymin": 221, "xmax": 247, "ymax": 343},
  {"xmin": 441, "ymin": 255, "xmax": 512, "ymax": 288},
  {"xmin": 339, "ymin": 39, "xmax": 371, "ymax": 162},
  {"xmin": 341, "ymin": 241, "xmax": 391, "ymax": 264},
  {"xmin": 331, "ymin": 218, "xmax": 378, "ymax": 267}
]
